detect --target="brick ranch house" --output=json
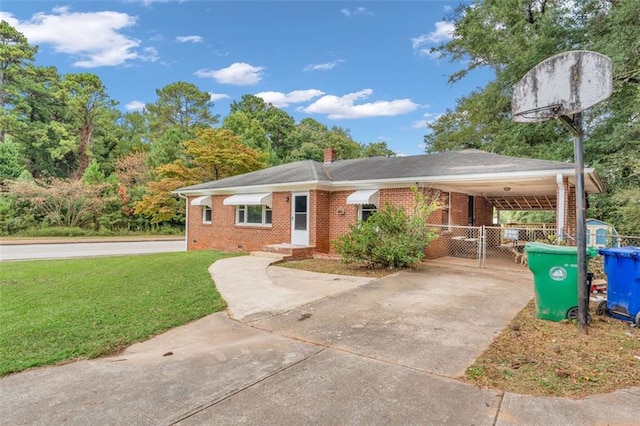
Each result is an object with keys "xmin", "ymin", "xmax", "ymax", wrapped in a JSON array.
[{"xmin": 174, "ymin": 149, "xmax": 604, "ymax": 259}]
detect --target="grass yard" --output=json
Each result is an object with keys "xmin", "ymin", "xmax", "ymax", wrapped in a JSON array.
[{"xmin": 0, "ymin": 251, "xmax": 238, "ymax": 376}]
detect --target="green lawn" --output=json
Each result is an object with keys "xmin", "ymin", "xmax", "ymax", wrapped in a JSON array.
[{"xmin": 0, "ymin": 251, "xmax": 239, "ymax": 376}]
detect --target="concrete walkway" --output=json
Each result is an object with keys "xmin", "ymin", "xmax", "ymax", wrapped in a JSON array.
[
  {"xmin": 209, "ymin": 253, "xmax": 373, "ymax": 322},
  {"xmin": 1, "ymin": 253, "xmax": 638, "ymax": 425}
]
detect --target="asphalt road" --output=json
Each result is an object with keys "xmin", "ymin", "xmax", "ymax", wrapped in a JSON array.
[{"xmin": 0, "ymin": 240, "xmax": 186, "ymax": 261}]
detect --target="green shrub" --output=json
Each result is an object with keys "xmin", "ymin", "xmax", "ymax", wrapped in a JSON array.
[
  {"xmin": 333, "ymin": 187, "xmax": 439, "ymax": 269},
  {"xmin": 20, "ymin": 227, "xmax": 96, "ymax": 237}
]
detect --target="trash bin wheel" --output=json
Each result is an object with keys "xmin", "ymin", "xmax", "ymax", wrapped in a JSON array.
[
  {"xmin": 596, "ymin": 300, "xmax": 608, "ymax": 316},
  {"xmin": 567, "ymin": 307, "xmax": 592, "ymax": 324},
  {"xmin": 636, "ymin": 312, "xmax": 640, "ymax": 328}
]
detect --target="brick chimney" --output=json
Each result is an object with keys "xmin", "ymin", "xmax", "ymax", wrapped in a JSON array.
[{"xmin": 323, "ymin": 148, "xmax": 337, "ymax": 164}]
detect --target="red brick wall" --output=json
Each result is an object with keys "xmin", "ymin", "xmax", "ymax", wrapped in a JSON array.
[
  {"xmin": 556, "ymin": 177, "xmax": 578, "ymax": 245},
  {"xmin": 325, "ymin": 187, "xmax": 452, "ymax": 254},
  {"xmin": 187, "ymin": 187, "xmax": 479, "ymax": 255},
  {"xmin": 311, "ymin": 190, "xmax": 331, "ymax": 253},
  {"xmin": 449, "ymin": 192, "xmax": 469, "ymax": 226},
  {"xmin": 566, "ymin": 184, "xmax": 577, "ymax": 242},
  {"xmin": 474, "ymin": 196, "xmax": 494, "ymax": 226},
  {"xmin": 328, "ymin": 191, "xmax": 358, "ymax": 251},
  {"xmin": 379, "ymin": 187, "xmax": 415, "ymax": 212},
  {"xmin": 187, "ymin": 193, "xmax": 291, "ymax": 252}
]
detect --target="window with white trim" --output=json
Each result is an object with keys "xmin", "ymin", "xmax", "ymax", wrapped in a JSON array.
[
  {"xmin": 202, "ymin": 206, "xmax": 212, "ymax": 224},
  {"xmin": 358, "ymin": 204, "xmax": 377, "ymax": 222},
  {"xmin": 236, "ymin": 205, "xmax": 272, "ymax": 226}
]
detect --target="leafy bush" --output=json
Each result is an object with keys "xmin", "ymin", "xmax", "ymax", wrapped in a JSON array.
[{"xmin": 333, "ymin": 188, "xmax": 439, "ymax": 269}]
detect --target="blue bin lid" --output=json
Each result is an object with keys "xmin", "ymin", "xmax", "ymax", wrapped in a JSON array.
[{"xmin": 598, "ymin": 246, "xmax": 640, "ymax": 258}]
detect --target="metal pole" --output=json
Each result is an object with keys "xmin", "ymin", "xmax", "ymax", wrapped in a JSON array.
[{"xmin": 573, "ymin": 112, "xmax": 589, "ymax": 334}]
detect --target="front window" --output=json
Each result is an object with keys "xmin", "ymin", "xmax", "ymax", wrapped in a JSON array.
[
  {"xmin": 236, "ymin": 205, "xmax": 272, "ymax": 226},
  {"xmin": 202, "ymin": 206, "xmax": 212, "ymax": 224},
  {"xmin": 359, "ymin": 204, "xmax": 377, "ymax": 222}
]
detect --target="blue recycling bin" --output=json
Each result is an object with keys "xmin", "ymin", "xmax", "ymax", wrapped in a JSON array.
[{"xmin": 597, "ymin": 247, "xmax": 640, "ymax": 326}]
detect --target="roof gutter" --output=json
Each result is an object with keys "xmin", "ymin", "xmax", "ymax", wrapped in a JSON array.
[
  {"xmin": 172, "ymin": 167, "xmax": 604, "ymax": 196},
  {"xmin": 332, "ymin": 168, "xmax": 586, "ymax": 188}
]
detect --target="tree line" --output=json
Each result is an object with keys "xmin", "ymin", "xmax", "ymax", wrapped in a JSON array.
[
  {"xmin": 0, "ymin": 21, "xmax": 395, "ymax": 235},
  {"xmin": 2, "ymin": 0, "xmax": 638, "ymax": 237},
  {"xmin": 424, "ymin": 0, "xmax": 639, "ymax": 235}
]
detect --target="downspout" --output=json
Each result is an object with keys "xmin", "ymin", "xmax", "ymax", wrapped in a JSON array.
[
  {"xmin": 556, "ymin": 174, "xmax": 565, "ymax": 242},
  {"xmin": 177, "ymin": 193, "xmax": 189, "ymax": 251}
]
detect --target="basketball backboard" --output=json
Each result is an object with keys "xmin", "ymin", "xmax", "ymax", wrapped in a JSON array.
[{"xmin": 512, "ymin": 50, "xmax": 613, "ymax": 122}]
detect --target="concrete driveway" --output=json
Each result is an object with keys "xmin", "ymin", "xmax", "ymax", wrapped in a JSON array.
[
  {"xmin": 2, "ymin": 257, "xmax": 638, "ymax": 425},
  {"xmin": 254, "ymin": 264, "xmax": 532, "ymax": 377}
]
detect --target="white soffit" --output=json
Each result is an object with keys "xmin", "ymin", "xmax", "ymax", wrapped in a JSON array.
[
  {"xmin": 346, "ymin": 189, "xmax": 379, "ymax": 206},
  {"xmin": 223, "ymin": 193, "xmax": 272, "ymax": 207},
  {"xmin": 190, "ymin": 195, "xmax": 212, "ymax": 207}
]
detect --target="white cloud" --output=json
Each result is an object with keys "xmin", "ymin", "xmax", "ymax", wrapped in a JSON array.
[
  {"xmin": 429, "ymin": 21, "xmax": 455, "ymax": 42},
  {"xmin": 125, "ymin": 0, "xmax": 171, "ymax": 6},
  {"xmin": 411, "ymin": 112, "xmax": 443, "ymax": 129},
  {"xmin": 139, "ymin": 47, "xmax": 159, "ymax": 62},
  {"xmin": 209, "ymin": 93, "xmax": 230, "ymax": 102},
  {"xmin": 125, "ymin": 100, "xmax": 146, "ymax": 111},
  {"xmin": 302, "ymin": 89, "xmax": 418, "ymax": 119},
  {"xmin": 176, "ymin": 35, "xmax": 203, "ymax": 43},
  {"xmin": 412, "ymin": 21, "xmax": 455, "ymax": 57},
  {"xmin": 1, "ymin": 8, "xmax": 155, "ymax": 68},
  {"xmin": 303, "ymin": 60, "xmax": 345, "ymax": 72},
  {"xmin": 341, "ymin": 7, "xmax": 374, "ymax": 17},
  {"xmin": 195, "ymin": 62, "xmax": 265, "ymax": 85},
  {"xmin": 255, "ymin": 90, "xmax": 325, "ymax": 108}
]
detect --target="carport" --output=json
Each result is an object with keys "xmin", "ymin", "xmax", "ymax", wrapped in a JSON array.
[{"xmin": 423, "ymin": 163, "xmax": 605, "ymax": 270}]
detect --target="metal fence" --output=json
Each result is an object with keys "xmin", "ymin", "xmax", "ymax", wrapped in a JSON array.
[{"xmin": 425, "ymin": 224, "xmax": 639, "ymax": 272}]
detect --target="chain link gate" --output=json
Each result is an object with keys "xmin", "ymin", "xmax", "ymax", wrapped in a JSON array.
[
  {"xmin": 426, "ymin": 224, "xmax": 560, "ymax": 270},
  {"xmin": 426, "ymin": 223, "xmax": 639, "ymax": 273}
]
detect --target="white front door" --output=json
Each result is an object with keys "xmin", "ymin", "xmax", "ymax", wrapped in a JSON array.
[{"xmin": 291, "ymin": 192, "xmax": 309, "ymax": 246}]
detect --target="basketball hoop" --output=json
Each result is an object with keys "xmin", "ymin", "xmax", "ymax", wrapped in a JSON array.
[
  {"xmin": 511, "ymin": 50, "xmax": 613, "ymax": 335},
  {"xmin": 512, "ymin": 104, "xmax": 563, "ymax": 123},
  {"xmin": 512, "ymin": 50, "xmax": 613, "ymax": 123}
]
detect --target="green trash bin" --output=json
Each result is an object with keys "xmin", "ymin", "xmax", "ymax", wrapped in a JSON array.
[{"xmin": 524, "ymin": 242, "xmax": 597, "ymax": 321}]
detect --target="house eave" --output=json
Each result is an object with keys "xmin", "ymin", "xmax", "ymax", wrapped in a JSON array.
[
  {"xmin": 173, "ymin": 167, "xmax": 604, "ymax": 197},
  {"xmin": 173, "ymin": 180, "xmax": 332, "ymax": 196}
]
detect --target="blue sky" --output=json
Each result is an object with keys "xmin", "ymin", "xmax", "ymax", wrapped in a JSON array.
[{"xmin": 2, "ymin": 0, "xmax": 493, "ymax": 156}]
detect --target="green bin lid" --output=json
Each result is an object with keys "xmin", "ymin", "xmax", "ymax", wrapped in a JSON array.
[{"xmin": 525, "ymin": 242, "xmax": 597, "ymax": 257}]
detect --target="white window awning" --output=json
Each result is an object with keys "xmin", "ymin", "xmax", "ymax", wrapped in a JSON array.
[
  {"xmin": 346, "ymin": 189, "xmax": 379, "ymax": 207},
  {"xmin": 223, "ymin": 193, "xmax": 272, "ymax": 208},
  {"xmin": 190, "ymin": 195, "xmax": 212, "ymax": 207}
]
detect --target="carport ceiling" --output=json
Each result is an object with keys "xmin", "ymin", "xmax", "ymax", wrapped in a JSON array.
[
  {"xmin": 484, "ymin": 194, "xmax": 556, "ymax": 210},
  {"xmin": 428, "ymin": 174, "xmax": 579, "ymax": 211}
]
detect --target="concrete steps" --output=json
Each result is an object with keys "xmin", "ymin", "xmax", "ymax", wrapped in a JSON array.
[{"xmin": 260, "ymin": 244, "xmax": 316, "ymax": 260}]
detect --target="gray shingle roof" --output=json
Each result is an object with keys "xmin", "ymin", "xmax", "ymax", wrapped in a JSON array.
[
  {"xmin": 177, "ymin": 160, "xmax": 331, "ymax": 191},
  {"xmin": 176, "ymin": 150, "xmax": 575, "ymax": 192},
  {"xmin": 326, "ymin": 150, "xmax": 573, "ymax": 181}
]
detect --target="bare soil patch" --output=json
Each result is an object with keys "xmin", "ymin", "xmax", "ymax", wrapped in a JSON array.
[
  {"xmin": 464, "ymin": 299, "xmax": 640, "ymax": 397},
  {"xmin": 277, "ymin": 258, "xmax": 396, "ymax": 279}
]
